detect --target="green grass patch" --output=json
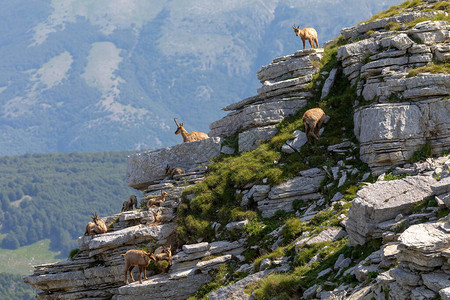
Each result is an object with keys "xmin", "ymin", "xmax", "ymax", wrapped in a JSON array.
[
  {"xmin": 404, "ymin": 12, "xmax": 450, "ymax": 29},
  {"xmin": 0, "ymin": 239, "xmax": 60, "ymax": 275},
  {"xmin": 365, "ymin": 0, "xmax": 425, "ymax": 23},
  {"xmin": 407, "ymin": 62, "xmax": 450, "ymax": 77},
  {"xmin": 188, "ymin": 262, "xmax": 244, "ymax": 300},
  {"xmin": 68, "ymin": 248, "xmax": 80, "ymax": 260}
]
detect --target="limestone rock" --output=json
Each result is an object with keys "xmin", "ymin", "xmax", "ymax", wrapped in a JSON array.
[
  {"xmin": 346, "ymin": 175, "xmax": 436, "ymax": 245},
  {"xmin": 257, "ymin": 168, "xmax": 325, "ymax": 217},
  {"xmin": 127, "ymin": 137, "xmax": 222, "ymax": 189},
  {"xmin": 238, "ymin": 125, "xmax": 278, "ymax": 152}
]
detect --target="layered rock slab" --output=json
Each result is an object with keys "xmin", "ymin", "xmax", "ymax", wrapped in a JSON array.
[
  {"xmin": 346, "ymin": 175, "xmax": 436, "ymax": 245},
  {"xmin": 126, "ymin": 137, "xmax": 222, "ymax": 190},
  {"xmin": 354, "ymin": 99, "xmax": 450, "ymax": 173}
]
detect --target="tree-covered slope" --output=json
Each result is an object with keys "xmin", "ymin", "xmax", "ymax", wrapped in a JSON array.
[
  {"xmin": 0, "ymin": 0, "xmax": 403, "ymax": 156},
  {"xmin": 0, "ymin": 151, "xmax": 135, "ymax": 256}
]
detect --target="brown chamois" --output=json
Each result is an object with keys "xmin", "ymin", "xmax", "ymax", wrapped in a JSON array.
[
  {"xmin": 121, "ymin": 249, "xmax": 156, "ymax": 284},
  {"xmin": 165, "ymin": 164, "xmax": 186, "ymax": 179},
  {"xmin": 150, "ymin": 245, "xmax": 173, "ymax": 268},
  {"xmin": 121, "ymin": 195, "xmax": 138, "ymax": 212},
  {"xmin": 174, "ymin": 118, "xmax": 209, "ymax": 142},
  {"xmin": 302, "ymin": 108, "xmax": 326, "ymax": 144},
  {"xmin": 151, "ymin": 209, "xmax": 171, "ymax": 225},
  {"xmin": 147, "ymin": 190, "xmax": 168, "ymax": 208},
  {"xmin": 84, "ymin": 212, "xmax": 108, "ymax": 236},
  {"xmin": 292, "ymin": 24, "xmax": 319, "ymax": 49}
]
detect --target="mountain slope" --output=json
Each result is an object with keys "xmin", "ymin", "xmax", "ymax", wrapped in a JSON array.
[{"xmin": 0, "ymin": 0, "xmax": 403, "ymax": 156}]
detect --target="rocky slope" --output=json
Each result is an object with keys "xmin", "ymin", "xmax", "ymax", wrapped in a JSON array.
[{"xmin": 23, "ymin": 0, "xmax": 449, "ymax": 299}]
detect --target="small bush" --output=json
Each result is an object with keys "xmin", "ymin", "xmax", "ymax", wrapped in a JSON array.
[
  {"xmin": 282, "ymin": 218, "xmax": 305, "ymax": 242},
  {"xmin": 409, "ymin": 142, "xmax": 433, "ymax": 163},
  {"xmin": 69, "ymin": 248, "xmax": 80, "ymax": 260}
]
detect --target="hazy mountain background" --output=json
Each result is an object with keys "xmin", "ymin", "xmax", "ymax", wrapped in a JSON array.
[{"xmin": 0, "ymin": 0, "xmax": 403, "ymax": 156}]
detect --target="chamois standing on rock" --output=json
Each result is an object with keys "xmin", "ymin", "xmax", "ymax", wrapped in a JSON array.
[
  {"xmin": 165, "ymin": 164, "xmax": 185, "ymax": 179},
  {"xmin": 302, "ymin": 108, "xmax": 326, "ymax": 144},
  {"xmin": 84, "ymin": 212, "xmax": 108, "ymax": 236},
  {"xmin": 292, "ymin": 24, "xmax": 319, "ymax": 49},
  {"xmin": 147, "ymin": 190, "xmax": 168, "ymax": 208},
  {"xmin": 121, "ymin": 249, "xmax": 156, "ymax": 284},
  {"xmin": 121, "ymin": 195, "xmax": 138, "ymax": 212},
  {"xmin": 174, "ymin": 118, "xmax": 209, "ymax": 142},
  {"xmin": 150, "ymin": 245, "xmax": 173, "ymax": 269}
]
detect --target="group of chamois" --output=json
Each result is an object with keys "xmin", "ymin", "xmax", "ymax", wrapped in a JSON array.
[{"xmin": 82, "ymin": 23, "xmax": 323, "ymax": 285}]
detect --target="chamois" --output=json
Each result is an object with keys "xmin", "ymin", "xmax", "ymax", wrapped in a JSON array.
[
  {"xmin": 302, "ymin": 108, "xmax": 326, "ymax": 144},
  {"xmin": 121, "ymin": 249, "xmax": 156, "ymax": 284},
  {"xmin": 151, "ymin": 209, "xmax": 171, "ymax": 225},
  {"xmin": 150, "ymin": 245, "xmax": 173, "ymax": 268},
  {"xmin": 121, "ymin": 195, "xmax": 138, "ymax": 212},
  {"xmin": 165, "ymin": 164, "xmax": 186, "ymax": 179},
  {"xmin": 174, "ymin": 118, "xmax": 209, "ymax": 142},
  {"xmin": 84, "ymin": 212, "xmax": 108, "ymax": 236},
  {"xmin": 292, "ymin": 24, "xmax": 319, "ymax": 49},
  {"xmin": 147, "ymin": 190, "xmax": 168, "ymax": 208}
]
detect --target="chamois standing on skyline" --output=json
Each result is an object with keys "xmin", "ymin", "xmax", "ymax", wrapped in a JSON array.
[
  {"xmin": 84, "ymin": 212, "xmax": 108, "ymax": 236},
  {"xmin": 292, "ymin": 24, "xmax": 319, "ymax": 49},
  {"xmin": 174, "ymin": 118, "xmax": 209, "ymax": 142},
  {"xmin": 302, "ymin": 108, "xmax": 326, "ymax": 144}
]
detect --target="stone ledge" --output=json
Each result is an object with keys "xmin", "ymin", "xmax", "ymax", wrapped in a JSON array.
[{"xmin": 126, "ymin": 137, "xmax": 222, "ymax": 190}]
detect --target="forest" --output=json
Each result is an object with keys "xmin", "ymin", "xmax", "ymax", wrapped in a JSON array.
[
  {"xmin": 0, "ymin": 151, "xmax": 137, "ymax": 256},
  {"xmin": 0, "ymin": 273, "xmax": 34, "ymax": 300}
]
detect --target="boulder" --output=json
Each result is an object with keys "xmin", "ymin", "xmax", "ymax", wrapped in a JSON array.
[
  {"xmin": 346, "ymin": 175, "xmax": 436, "ymax": 245},
  {"xmin": 126, "ymin": 137, "xmax": 222, "ymax": 189}
]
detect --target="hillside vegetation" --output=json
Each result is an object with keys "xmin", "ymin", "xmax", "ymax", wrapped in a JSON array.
[{"xmin": 0, "ymin": 151, "xmax": 135, "ymax": 256}]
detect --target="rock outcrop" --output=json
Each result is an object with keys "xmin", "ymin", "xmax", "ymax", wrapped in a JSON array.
[
  {"xmin": 209, "ymin": 49, "xmax": 323, "ymax": 152},
  {"xmin": 127, "ymin": 137, "xmax": 222, "ymax": 189},
  {"xmin": 337, "ymin": 15, "xmax": 450, "ymax": 173}
]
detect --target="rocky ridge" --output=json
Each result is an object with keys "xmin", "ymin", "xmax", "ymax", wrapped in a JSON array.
[{"xmin": 23, "ymin": 1, "xmax": 450, "ymax": 299}]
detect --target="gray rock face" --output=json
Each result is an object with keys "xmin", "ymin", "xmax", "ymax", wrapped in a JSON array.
[
  {"xmin": 209, "ymin": 97, "xmax": 307, "ymax": 138},
  {"xmin": 126, "ymin": 137, "xmax": 222, "ymax": 189},
  {"xmin": 321, "ymin": 68, "xmax": 338, "ymax": 99},
  {"xmin": 238, "ymin": 125, "xmax": 278, "ymax": 152},
  {"xmin": 210, "ymin": 49, "xmax": 323, "ymax": 152},
  {"xmin": 340, "ymin": 12, "xmax": 434, "ymax": 41},
  {"xmin": 354, "ymin": 99, "xmax": 450, "ymax": 174},
  {"xmin": 256, "ymin": 168, "xmax": 325, "ymax": 217},
  {"xmin": 305, "ymin": 228, "xmax": 347, "ymax": 246},
  {"xmin": 337, "ymin": 19, "xmax": 450, "ymax": 173},
  {"xmin": 257, "ymin": 49, "xmax": 323, "ymax": 83},
  {"xmin": 346, "ymin": 175, "xmax": 436, "ymax": 245}
]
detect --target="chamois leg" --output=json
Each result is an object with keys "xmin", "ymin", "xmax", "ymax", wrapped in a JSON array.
[
  {"xmin": 125, "ymin": 263, "xmax": 134, "ymax": 284},
  {"xmin": 305, "ymin": 124, "xmax": 311, "ymax": 144},
  {"xmin": 315, "ymin": 119, "xmax": 324, "ymax": 138},
  {"xmin": 308, "ymin": 38, "xmax": 314, "ymax": 48},
  {"xmin": 138, "ymin": 266, "xmax": 144, "ymax": 284},
  {"xmin": 309, "ymin": 122, "xmax": 320, "ymax": 141},
  {"xmin": 302, "ymin": 39, "xmax": 306, "ymax": 50},
  {"xmin": 314, "ymin": 38, "xmax": 319, "ymax": 48}
]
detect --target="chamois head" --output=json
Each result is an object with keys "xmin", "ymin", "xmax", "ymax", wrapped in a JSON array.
[
  {"xmin": 292, "ymin": 24, "xmax": 301, "ymax": 36},
  {"xmin": 174, "ymin": 118, "xmax": 184, "ymax": 135},
  {"xmin": 91, "ymin": 212, "xmax": 99, "ymax": 223}
]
